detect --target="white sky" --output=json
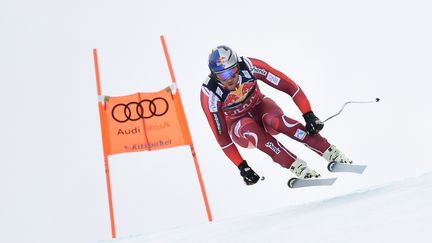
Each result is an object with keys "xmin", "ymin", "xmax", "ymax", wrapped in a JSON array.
[{"xmin": 1, "ymin": 0, "xmax": 431, "ymax": 242}]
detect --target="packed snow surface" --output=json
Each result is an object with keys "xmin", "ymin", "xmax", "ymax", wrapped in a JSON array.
[{"xmin": 98, "ymin": 172, "xmax": 432, "ymax": 243}]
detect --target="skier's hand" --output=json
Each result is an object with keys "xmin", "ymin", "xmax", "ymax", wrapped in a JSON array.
[
  {"xmin": 303, "ymin": 111, "xmax": 324, "ymax": 135},
  {"xmin": 238, "ymin": 161, "xmax": 260, "ymax": 186}
]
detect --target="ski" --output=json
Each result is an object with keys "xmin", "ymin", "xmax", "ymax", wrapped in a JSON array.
[
  {"xmin": 287, "ymin": 177, "xmax": 337, "ymax": 188},
  {"xmin": 327, "ymin": 162, "xmax": 367, "ymax": 174}
]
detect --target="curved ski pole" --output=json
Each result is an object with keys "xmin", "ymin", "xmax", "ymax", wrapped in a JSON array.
[{"xmin": 323, "ymin": 98, "xmax": 380, "ymax": 123}]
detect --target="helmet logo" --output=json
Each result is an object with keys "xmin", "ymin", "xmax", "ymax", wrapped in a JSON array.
[{"xmin": 216, "ymin": 56, "xmax": 227, "ymax": 66}]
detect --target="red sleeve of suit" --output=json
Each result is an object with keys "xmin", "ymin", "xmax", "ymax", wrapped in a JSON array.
[
  {"xmin": 245, "ymin": 57, "xmax": 312, "ymax": 115},
  {"xmin": 200, "ymin": 86, "xmax": 244, "ymax": 166}
]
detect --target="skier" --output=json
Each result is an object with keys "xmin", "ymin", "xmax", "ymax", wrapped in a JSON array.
[{"xmin": 200, "ymin": 45, "xmax": 353, "ymax": 185}]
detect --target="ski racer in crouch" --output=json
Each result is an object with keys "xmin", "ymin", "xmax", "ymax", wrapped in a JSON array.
[{"xmin": 200, "ymin": 45, "xmax": 353, "ymax": 185}]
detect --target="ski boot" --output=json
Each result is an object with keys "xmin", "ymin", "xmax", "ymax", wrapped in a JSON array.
[
  {"xmin": 323, "ymin": 145, "xmax": 353, "ymax": 164},
  {"xmin": 290, "ymin": 158, "xmax": 320, "ymax": 179}
]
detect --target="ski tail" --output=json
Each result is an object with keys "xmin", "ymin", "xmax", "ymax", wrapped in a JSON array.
[
  {"xmin": 327, "ymin": 162, "xmax": 367, "ymax": 174},
  {"xmin": 288, "ymin": 177, "xmax": 337, "ymax": 188}
]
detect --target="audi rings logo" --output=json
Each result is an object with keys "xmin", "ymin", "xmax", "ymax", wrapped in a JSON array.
[{"xmin": 111, "ymin": 97, "xmax": 169, "ymax": 123}]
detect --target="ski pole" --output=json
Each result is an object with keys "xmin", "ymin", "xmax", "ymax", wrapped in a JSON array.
[{"xmin": 323, "ymin": 98, "xmax": 380, "ymax": 123}]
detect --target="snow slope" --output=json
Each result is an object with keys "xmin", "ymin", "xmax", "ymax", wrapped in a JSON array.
[{"xmin": 97, "ymin": 172, "xmax": 432, "ymax": 243}]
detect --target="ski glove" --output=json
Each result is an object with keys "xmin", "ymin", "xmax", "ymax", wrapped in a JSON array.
[
  {"xmin": 238, "ymin": 161, "xmax": 260, "ymax": 186},
  {"xmin": 303, "ymin": 111, "xmax": 324, "ymax": 135}
]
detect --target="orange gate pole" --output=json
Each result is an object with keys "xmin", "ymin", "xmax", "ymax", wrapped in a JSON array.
[
  {"xmin": 160, "ymin": 35, "xmax": 213, "ymax": 222},
  {"xmin": 93, "ymin": 48, "xmax": 117, "ymax": 237}
]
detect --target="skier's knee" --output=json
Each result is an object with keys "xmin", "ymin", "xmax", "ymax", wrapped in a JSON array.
[
  {"xmin": 263, "ymin": 114, "xmax": 280, "ymax": 135},
  {"xmin": 231, "ymin": 118, "xmax": 259, "ymax": 149}
]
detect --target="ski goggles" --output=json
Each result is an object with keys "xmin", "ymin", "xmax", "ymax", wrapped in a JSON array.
[{"xmin": 215, "ymin": 65, "xmax": 239, "ymax": 82}]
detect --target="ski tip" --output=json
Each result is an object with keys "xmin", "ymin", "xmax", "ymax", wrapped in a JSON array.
[{"xmin": 327, "ymin": 177, "xmax": 338, "ymax": 184}]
